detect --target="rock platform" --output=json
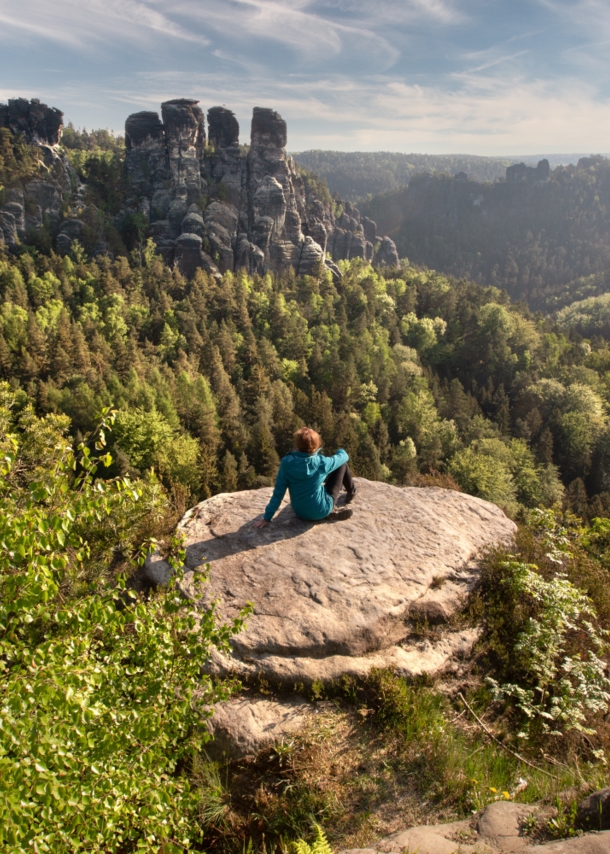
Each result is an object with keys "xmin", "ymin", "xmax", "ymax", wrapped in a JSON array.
[{"xmin": 148, "ymin": 479, "xmax": 516, "ymax": 689}]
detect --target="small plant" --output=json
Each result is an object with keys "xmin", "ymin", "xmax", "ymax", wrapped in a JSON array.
[
  {"xmin": 293, "ymin": 824, "xmax": 333, "ymax": 854},
  {"xmin": 521, "ymin": 811, "xmax": 539, "ymax": 836},
  {"xmin": 547, "ymin": 798, "xmax": 579, "ymax": 839},
  {"xmin": 194, "ymin": 757, "xmax": 233, "ymax": 831}
]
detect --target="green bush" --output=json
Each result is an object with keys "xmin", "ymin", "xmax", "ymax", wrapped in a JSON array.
[{"xmin": 0, "ymin": 383, "xmax": 248, "ymax": 852}]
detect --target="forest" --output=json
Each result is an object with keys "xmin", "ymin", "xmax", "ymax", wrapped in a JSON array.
[
  {"xmin": 2, "ymin": 241, "xmax": 609, "ymax": 520},
  {"xmin": 291, "ymin": 151, "xmax": 586, "ymax": 203}
]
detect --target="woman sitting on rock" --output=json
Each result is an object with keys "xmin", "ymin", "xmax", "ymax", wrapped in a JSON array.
[{"xmin": 253, "ymin": 427, "xmax": 356, "ymax": 528}]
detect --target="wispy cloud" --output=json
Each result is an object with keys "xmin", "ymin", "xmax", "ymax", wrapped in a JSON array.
[
  {"xmin": 168, "ymin": 0, "xmax": 401, "ymax": 68},
  {"xmin": 90, "ymin": 68, "xmax": 610, "ymax": 155},
  {"xmin": 310, "ymin": 0, "xmax": 465, "ymax": 25},
  {"xmin": 0, "ymin": 0, "xmax": 208, "ymax": 49}
]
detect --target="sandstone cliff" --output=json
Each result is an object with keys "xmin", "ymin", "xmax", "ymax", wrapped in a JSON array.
[
  {"xmin": 124, "ymin": 99, "xmax": 399, "ymax": 278},
  {"xmin": 0, "ymin": 96, "xmax": 400, "ymax": 279},
  {"xmin": 0, "ymin": 98, "xmax": 75, "ymax": 250}
]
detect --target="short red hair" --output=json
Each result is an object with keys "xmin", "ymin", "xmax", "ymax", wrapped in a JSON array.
[{"xmin": 294, "ymin": 427, "xmax": 321, "ymax": 453}]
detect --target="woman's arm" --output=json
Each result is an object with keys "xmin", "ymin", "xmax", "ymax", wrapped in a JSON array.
[
  {"xmin": 255, "ymin": 461, "xmax": 289, "ymax": 526},
  {"xmin": 320, "ymin": 448, "xmax": 349, "ymax": 475}
]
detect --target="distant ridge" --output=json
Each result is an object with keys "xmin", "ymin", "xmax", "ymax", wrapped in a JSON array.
[{"xmin": 292, "ymin": 149, "xmax": 610, "ymax": 202}]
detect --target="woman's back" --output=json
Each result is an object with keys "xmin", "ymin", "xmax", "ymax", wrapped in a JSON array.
[{"xmin": 263, "ymin": 447, "xmax": 348, "ymax": 522}]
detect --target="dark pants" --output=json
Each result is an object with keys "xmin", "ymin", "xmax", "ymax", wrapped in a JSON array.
[{"xmin": 324, "ymin": 463, "xmax": 355, "ymax": 507}]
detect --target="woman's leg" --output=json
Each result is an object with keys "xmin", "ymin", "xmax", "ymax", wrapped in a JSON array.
[
  {"xmin": 324, "ymin": 464, "xmax": 345, "ymax": 506},
  {"xmin": 342, "ymin": 463, "xmax": 355, "ymax": 495},
  {"xmin": 325, "ymin": 463, "xmax": 356, "ymax": 507}
]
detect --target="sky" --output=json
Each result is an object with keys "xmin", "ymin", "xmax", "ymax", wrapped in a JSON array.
[{"xmin": 1, "ymin": 0, "xmax": 610, "ymax": 155}]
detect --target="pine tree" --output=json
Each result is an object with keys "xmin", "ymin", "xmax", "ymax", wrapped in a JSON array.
[
  {"xmin": 221, "ymin": 450, "xmax": 239, "ymax": 493},
  {"xmin": 247, "ymin": 419, "xmax": 279, "ymax": 481},
  {"xmin": 0, "ymin": 332, "xmax": 11, "ymax": 377}
]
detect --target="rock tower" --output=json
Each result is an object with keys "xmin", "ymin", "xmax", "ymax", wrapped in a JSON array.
[{"xmin": 124, "ymin": 100, "xmax": 399, "ymax": 278}]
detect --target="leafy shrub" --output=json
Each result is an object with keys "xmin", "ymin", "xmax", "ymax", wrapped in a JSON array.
[
  {"xmin": 0, "ymin": 383, "xmax": 248, "ymax": 852},
  {"xmin": 484, "ymin": 510, "xmax": 610, "ymax": 739},
  {"xmin": 487, "ymin": 560, "xmax": 610, "ymax": 737}
]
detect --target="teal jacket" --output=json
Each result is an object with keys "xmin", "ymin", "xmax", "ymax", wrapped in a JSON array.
[{"xmin": 263, "ymin": 448, "xmax": 349, "ymax": 522}]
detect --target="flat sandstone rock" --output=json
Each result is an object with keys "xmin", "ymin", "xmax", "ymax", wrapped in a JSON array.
[{"xmin": 160, "ymin": 479, "xmax": 516, "ymax": 684}]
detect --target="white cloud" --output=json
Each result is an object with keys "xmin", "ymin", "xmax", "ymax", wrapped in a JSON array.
[
  {"xmin": 3, "ymin": 0, "xmax": 610, "ymax": 155},
  {"xmin": 69, "ymin": 68, "xmax": 610, "ymax": 155},
  {"xmin": 309, "ymin": 0, "xmax": 465, "ymax": 25}
]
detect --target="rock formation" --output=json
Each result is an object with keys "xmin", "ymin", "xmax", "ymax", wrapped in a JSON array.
[
  {"xmin": 0, "ymin": 98, "xmax": 74, "ymax": 250},
  {"xmin": 145, "ymin": 480, "xmax": 515, "ymax": 760},
  {"xmin": 124, "ymin": 100, "xmax": 399, "ymax": 278},
  {"xmin": 146, "ymin": 480, "xmax": 515, "ymax": 687},
  {"xmin": 1, "ymin": 94, "xmax": 399, "ymax": 274},
  {"xmin": 0, "ymin": 97, "xmax": 63, "ymax": 147},
  {"xmin": 506, "ymin": 159, "xmax": 550, "ymax": 184}
]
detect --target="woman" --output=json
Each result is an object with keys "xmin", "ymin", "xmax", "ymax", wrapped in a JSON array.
[{"xmin": 253, "ymin": 427, "xmax": 357, "ymax": 528}]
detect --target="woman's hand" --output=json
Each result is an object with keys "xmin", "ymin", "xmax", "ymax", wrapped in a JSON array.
[{"xmin": 253, "ymin": 518, "xmax": 269, "ymax": 528}]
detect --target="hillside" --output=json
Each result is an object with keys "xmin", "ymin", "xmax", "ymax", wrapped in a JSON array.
[
  {"xmin": 361, "ymin": 156, "xmax": 610, "ymax": 310},
  {"xmin": 3, "ymin": 244, "xmax": 610, "ymax": 517},
  {"xmin": 4, "ymin": 96, "xmax": 610, "ymax": 853},
  {"xmin": 290, "ymin": 150, "xmax": 593, "ymax": 203}
]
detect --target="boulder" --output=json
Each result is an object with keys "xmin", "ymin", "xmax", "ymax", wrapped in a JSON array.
[
  {"xmin": 577, "ymin": 787, "xmax": 610, "ymax": 831},
  {"xmin": 375, "ymin": 235, "xmax": 400, "ymax": 267},
  {"xmin": 181, "ymin": 211, "xmax": 205, "ymax": 237},
  {"xmin": 175, "ymin": 232, "xmax": 205, "ymax": 278},
  {"xmin": 148, "ymin": 479, "xmax": 516, "ymax": 686},
  {"xmin": 161, "ymin": 98, "xmax": 206, "ymax": 155},
  {"xmin": 534, "ymin": 835, "xmax": 610, "ymax": 852},
  {"xmin": 206, "ymin": 696, "xmax": 313, "ymax": 759},
  {"xmin": 298, "ymin": 235, "xmax": 326, "ymax": 275},
  {"xmin": 251, "ymin": 106, "xmax": 287, "ymax": 149},
  {"xmin": 0, "ymin": 97, "xmax": 63, "ymax": 146},
  {"xmin": 204, "ymin": 200, "xmax": 239, "ymax": 235},
  {"xmin": 125, "ymin": 111, "xmax": 164, "ymax": 149},
  {"xmin": 478, "ymin": 802, "xmax": 530, "ymax": 851}
]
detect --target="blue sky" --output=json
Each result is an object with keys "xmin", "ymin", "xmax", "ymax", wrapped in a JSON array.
[{"xmin": 1, "ymin": 0, "xmax": 610, "ymax": 154}]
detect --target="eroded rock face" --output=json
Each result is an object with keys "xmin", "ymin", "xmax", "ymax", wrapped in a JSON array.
[
  {"xmin": 147, "ymin": 479, "xmax": 516, "ymax": 686},
  {"xmin": 576, "ymin": 787, "xmax": 610, "ymax": 831},
  {"xmin": 506, "ymin": 159, "xmax": 550, "ymax": 184},
  {"xmin": 123, "ymin": 101, "xmax": 399, "ymax": 278},
  {"xmin": 0, "ymin": 98, "xmax": 74, "ymax": 251},
  {"xmin": 205, "ymin": 696, "xmax": 313, "ymax": 759}
]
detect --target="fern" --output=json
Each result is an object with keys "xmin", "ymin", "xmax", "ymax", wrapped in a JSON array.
[{"xmin": 293, "ymin": 824, "xmax": 334, "ymax": 854}]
